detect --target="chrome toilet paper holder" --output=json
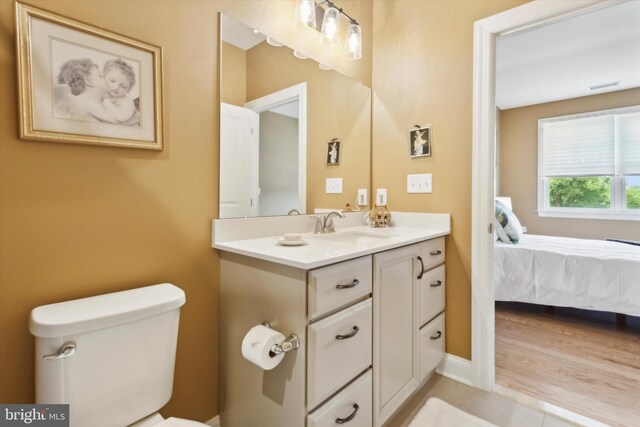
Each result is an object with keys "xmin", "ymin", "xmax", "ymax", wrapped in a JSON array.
[{"xmin": 263, "ymin": 322, "xmax": 300, "ymax": 356}]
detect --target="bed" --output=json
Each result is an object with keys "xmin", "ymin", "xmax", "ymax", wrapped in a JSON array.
[{"xmin": 495, "ymin": 234, "xmax": 640, "ymax": 316}]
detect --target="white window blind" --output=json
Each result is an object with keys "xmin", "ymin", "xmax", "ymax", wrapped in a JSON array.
[
  {"xmin": 617, "ymin": 111, "xmax": 640, "ymax": 175},
  {"xmin": 539, "ymin": 115, "xmax": 614, "ymax": 177}
]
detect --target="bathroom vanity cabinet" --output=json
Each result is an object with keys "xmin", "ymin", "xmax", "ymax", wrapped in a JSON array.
[
  {"xmin": 374, "ymin": 240, "xmax": 446, "ymax": 426},
  {"xmin": 218, "ymin": 232, "xmax": 446, "ymax": 427}
]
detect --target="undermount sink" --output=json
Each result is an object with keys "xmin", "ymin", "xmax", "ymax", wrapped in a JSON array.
[{"xmin": 309, "ymin": 230, "xmax": 396, "ymax": 242}]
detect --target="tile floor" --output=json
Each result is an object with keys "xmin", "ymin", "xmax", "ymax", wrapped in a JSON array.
[{"xmin": 384, "ymin": 374, "xmax": 577, "ymax": 427}]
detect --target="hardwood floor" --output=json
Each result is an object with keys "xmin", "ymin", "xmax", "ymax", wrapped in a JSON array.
[{"xmin": 496, "ymin": 303, "xmax": 640, "ymax": 427}]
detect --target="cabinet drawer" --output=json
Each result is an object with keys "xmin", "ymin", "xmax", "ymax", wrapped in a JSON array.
[
  {"xmin": 418, "ymin": 265, "xmax": 445, "ymax": 327},
  {"xmin": 307, "ymin": 299, "xmax": 372, "ymax": 409},
  {"xmin": 419, "ymin": 312, "xmax": 445, "ymax": 384},
  {"xmin": 419, "ymin": 237, "xmax": 445, "ymax": 271},
  {"xmin": 307, "ymin": 370, "xmax": 372, "ymax": 427},
  {"xmin": 308, "ymin": 256, "xmax": 372, "ymax": 320}
]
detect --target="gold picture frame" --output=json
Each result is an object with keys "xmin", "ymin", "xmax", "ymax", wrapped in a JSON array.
[
  {"xmin": 326, "ymin": 138, "xmax": 341, "ymax": 165},
  {"xmin": 15, "ymin": 2, "xmax": 164, "ymax": 150},
  {"xmin": 409, "ymin": 125, "xmax": 431, "ymax": 158}
]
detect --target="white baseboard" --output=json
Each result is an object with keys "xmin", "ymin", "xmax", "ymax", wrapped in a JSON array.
[
  {"xmin": 205, "ymin": 415, "xmax": 220, "ymax": 427},
  {"xmin": 436, "ymin": 353, "xmax": 473, "ymax": 386}
]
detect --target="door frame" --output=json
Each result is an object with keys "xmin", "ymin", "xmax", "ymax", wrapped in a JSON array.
[
  {"xmin": 245, "ymin": 82, "xmax": 307, "ymax": 214},
  {"xmin": 471, "ymin": 0, "xmax": 618, "ymax": 390}
]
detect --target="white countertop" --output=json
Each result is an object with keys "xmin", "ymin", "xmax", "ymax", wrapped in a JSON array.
[{"xmin": 212, "ymin": 212, "xmax": 451, "ymax": 269}]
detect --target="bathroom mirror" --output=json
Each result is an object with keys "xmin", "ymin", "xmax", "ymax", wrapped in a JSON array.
[{"xmin": 219, "ymin": 13, "xmax": 371, "ymax": 218}]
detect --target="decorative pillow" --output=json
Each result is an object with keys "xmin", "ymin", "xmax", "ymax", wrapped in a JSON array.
[
  {"xmin": 495, "ymin": 200, "xmax": 523, "ymax": 244},
  {"xmin": 494, "ymin": 219, "xmax": 511, "ymax": 243}
]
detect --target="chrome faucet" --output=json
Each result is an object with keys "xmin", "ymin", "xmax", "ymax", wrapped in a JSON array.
[{"xmin": 322, "ymin": 211, "xmax": 345, "ymax": 233}]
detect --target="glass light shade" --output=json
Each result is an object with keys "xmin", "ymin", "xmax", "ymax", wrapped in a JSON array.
[
  {"xmin": 293, "ymin": 50, "xmax": 309, "ymax": 59},
  {"xmin": 345, "ymin": 23, "xmax": 362, "ymax": 60},
  {"xmin": 319, "ymin": 63, "xmax": 332, "ymax": 70},
  {"xmin": 296, "ymin": 0, "xmax": 316, "ymax": 28},
  {"xmin": 321, "ymin": 7, "xmax": 340, "ymax": 43},
  {"xmin": 266, "ymin": 36, "xmax": 283, "ymax": 47}
]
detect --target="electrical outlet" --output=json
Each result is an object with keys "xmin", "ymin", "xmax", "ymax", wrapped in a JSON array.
[
  {"xmin": 376, "ymin": 188, "xmax": 387, "ymax": 205},
  {"xmin": 326, "ymin": 178, "xmax": 343, "ymax": 194},
  {"xmin": 357, "ymin": 189, "xmax": 368, "ymax": 206},
  {"xmin": 407, "ymin": 174, "xmax": 432, "ymax": 193}
]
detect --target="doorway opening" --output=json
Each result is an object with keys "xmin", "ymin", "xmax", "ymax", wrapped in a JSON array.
[{"xmin": 472, "ymin": 1, "xmax": 640, "ymax": 425}]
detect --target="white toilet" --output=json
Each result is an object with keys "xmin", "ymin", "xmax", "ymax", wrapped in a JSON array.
[{"xmin": 29, "ymin": 283, "xmax": 209, "ymax": 427}]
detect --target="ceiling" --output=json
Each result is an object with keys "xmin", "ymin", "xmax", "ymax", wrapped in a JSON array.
[
  {"xmin": 220, "ymin": 14, "xmax": 265, "ymax": 50},
  {"xmin": 496, "ymin": 1, "xmax": 640, "ymax": 110}
]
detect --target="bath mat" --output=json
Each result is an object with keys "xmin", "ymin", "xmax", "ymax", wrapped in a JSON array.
[{"xmin": 408, "ymin": 397, "xmax": 498, "ymax": 427}]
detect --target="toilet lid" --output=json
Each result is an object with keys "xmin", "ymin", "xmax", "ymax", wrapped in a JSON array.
[{"xmin": 156, "ymin": 417, "xmax": 209, "ymax": 427}]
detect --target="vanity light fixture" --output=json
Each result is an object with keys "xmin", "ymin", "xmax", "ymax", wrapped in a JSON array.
[
  {"xmin": 295, "ymin": 0, "xmax": 362, "ymax": 60},
  {"xmin": 295, "ymin": 0, "xmax": 317, "ymax": 29},
  {"xmin": 319, "ymin": 63, "xmax": 332, "ymax": 70},
  {"xmin": 293, "ymin": 50, "xmax": 309, "ymax": 59},
  {"xmin": 320, "ymin": 6, "xmax": 340, "ymax": 43},
  {"xmin": 266, "ymin": 36, "xmax": 284, "ymax": 47},
  {"xmin": 345, "ymin": 22, "xmax": 362, "ymax": 60}
]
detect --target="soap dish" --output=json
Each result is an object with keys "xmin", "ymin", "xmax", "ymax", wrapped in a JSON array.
[{"xmin": 277, "ymin": 238, "xmax": 307, "ymax": 246}]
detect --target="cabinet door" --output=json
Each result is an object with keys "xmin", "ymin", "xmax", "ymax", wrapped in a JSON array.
[
  {"xmin": 419, "ymin": 313, "xmax": 445, "ymax": 384},
  {"xmin": 373, "ymin": 244, "xmax": 420, "ymax": 427},
  {"xmin": 418, "ymin": 237, "xmax": 445, "ymax": 271},
  {"xmin": 307, "ymin": 370, "xmax": 372, "ymax": 427},
  {"xmin": 307, "ymin": 299, "xmax": 372, "ymax": 409},
  {"xmin": 418, "ymin": 265, "xmax": 445, "ymax": 328},
  {"xmin": 308, "ymin": 256, "xmax": 373, "ymax": 321}
]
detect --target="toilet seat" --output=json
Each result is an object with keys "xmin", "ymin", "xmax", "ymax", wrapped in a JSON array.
[{"xmin": 156, "ymin": 417, "xmax": 209, "ymax": 427}]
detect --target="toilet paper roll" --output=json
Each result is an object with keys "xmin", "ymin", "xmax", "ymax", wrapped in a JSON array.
[{"xmin": 241, "ymin": 325, "xmax": 286, "ymax": 370}]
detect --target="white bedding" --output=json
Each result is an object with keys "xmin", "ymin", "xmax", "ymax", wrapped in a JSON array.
[{"xmin": 495, "ymin": 234, "xmax": 640, "ymax": 316}]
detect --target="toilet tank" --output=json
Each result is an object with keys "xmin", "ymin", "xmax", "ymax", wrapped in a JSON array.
[{"xmin": 29, "ymin": 284, "xmax": 186, "ymax": 427}]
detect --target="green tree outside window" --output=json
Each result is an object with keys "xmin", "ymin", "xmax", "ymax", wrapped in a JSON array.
[{"xmin": 548, "ymin": 177, "xmax": 611, "ymax": 209}]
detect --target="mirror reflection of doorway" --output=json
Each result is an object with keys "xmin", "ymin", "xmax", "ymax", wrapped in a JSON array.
[
  {"xmin": 219, "ymin": 83, "xmax": 306, "ymax": 219},
  {"xmin": 257, "ymin": 99, "xmax": 300, "ymax": 216}
]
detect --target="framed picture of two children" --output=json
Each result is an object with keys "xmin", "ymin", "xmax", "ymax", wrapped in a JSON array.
[{"xmin": 16, "ymin": 2, "xmax": 164, "ymax": 150}]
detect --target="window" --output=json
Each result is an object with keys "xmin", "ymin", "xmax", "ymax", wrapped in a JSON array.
[{"xmin": 538, "ymin": 106, "xmax": 640, "ymax": 220}]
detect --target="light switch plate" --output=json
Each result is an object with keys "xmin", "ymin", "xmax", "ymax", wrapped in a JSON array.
[
  {"xmin": 376, "ymin": 188, "xmax": 387, "ymax": 205},
  {"xmin": 326, "ymin": 178, "xmax": 343, "ymax": 194},
  {"xmin": 357, "ymin": 189, "xmax": 368, "ymax": 206},
  {"xmin": 407, "ymin": 174, "xmax": 432, "ymax": 193}
]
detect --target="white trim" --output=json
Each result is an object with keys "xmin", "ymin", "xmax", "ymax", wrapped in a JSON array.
[
  {"xmin": 493, "ymin": 385, "xmax": 609, "ymax": 427},
  {"xmin": 436, "ymin": 353, "xmax": 473, "ymax": 386},
  {"xmin": 538, "ymin": 209, "xmax": 640, "ymax": 221},
  {"xmin": 245, "ymin": 82, "xmax": 307, "ymax": 214},
  {"xmin": 471, "ymin": 0, "xmax": 618, "ymax": 392},
  {"xmin": 204, "ymin": 415, "xmax": 220, "ymax": 427}
]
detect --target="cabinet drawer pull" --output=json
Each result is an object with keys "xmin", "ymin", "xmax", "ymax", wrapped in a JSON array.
[
  {"xmin": 417, "ymin": 256, "xmax": 425, "ymax": 280},
  {"xmin": 335, "ymin": 403, "xmax": 359, "ymax": 424},
  {"xmin": 336, "ymin": 279, "xmax": 360, "ymax": 289},
  {"xmin": 430, "ymin": 331, "xmax": 442, "ymax": 340},
  {"xmin": 335, "ymin": 326, "xmax": 359, "ymax": 340},
  {"xmin": 430, "ymin": 250, "xmax": 442, "ymax": 256},
  {"xmin": 430, "ymin": 280, "xmax": 442, "ymax": 288}
]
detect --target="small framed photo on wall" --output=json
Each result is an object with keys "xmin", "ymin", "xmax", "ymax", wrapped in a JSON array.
[
  {"xmin": 326, "ymin": 138, "xmax": 341, "ymax": 165},
  {"xmin": 410, "ymin": 125, "xmax": 432, "ymax": 158}
]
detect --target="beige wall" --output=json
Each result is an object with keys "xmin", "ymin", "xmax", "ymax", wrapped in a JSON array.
[
  {"xmin": 220, "ymin": 42, "xmax": 246, "ymax": 106},
  {"xmin": 259, "ymin": 111, "xmax": 299, "ymax": 216},
  {"xmin": 0, "ymin": 0, "xmax": 372, "ymax": 422},
  {"xmin": 499, "ymin": 88, "xmax": 640, "ymax": 241},
  {"xmin": 0, "ymin": 0, "xmax": 220, "ymax": 420},
  {"xmin": 246, "ymin": 41, "xmax": 371, "ymax": 212},
  {"xmin": 371, "ymin": 0, "xmax": 528, "ymax": 359}
]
